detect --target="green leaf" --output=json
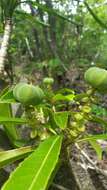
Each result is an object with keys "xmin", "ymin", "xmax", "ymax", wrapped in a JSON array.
[
  {"xmin": 54, "ymin": 112, "xmax": 68, "ymax": 129},
  {"xmin": 0, "ymin": 146, "xmax": 33, "ymax": 168},
  {"xmin": 47, "ymin": 109, "xmax": 58, "ymax": 129},
  {"xmin": 78, "ymin": 134, "xmax": 107, "ymax": 142},
  {"xmin": 0, "ymin": 117, "xmax": 27, "ymax": 125},
  {"xmin": 0, "ymin": 103, "xmax": 20, "ymax": 145},
  {"xmin": 53, "ymin": 93, "xmax": 75, "ymax": 102},
  {"xmin": 88, "ymin": 115, "xmax": 107, "ymax": 128},
  {"xmin": 0, "ymin": 89, "xmax": 16, "ymax": 103},
  {"xmin": 0, "ymin": 86, "xmax": 10, "ymax": 97},
  {"xmin": 65, "ymin": 94, "xmax": 75, "ymax": 101},
  {"xmin": 0, "ymin": 0, "xmax": 18, "ymax": 18},
  {"xmin": 12, "ymin": 139, "xmax": 30, "ymax": 148},
  {"xmin": 57, "ymin": 88, "xmax": 74, "ymax": 94},
  {"xmin": 89, "ymin": 140, "xmax": 102, "ymax": 160},
  {"xmin": 0, "ymin": 89, "xmax": 14, "ymax": 100},
  {"xmin": 74, "ymin": 93, "xmax": 88, "ymax": 101},
  {"xmin": 52, "ymin": 94, "xmax": 66, "ymax": 101},
  {"xmin": 2, "ymin": 135, "xmax": 63, "ymax": 190},
  {"xmin": 0, "ymin": 99, "xmax": 16, "ymax": 103}
]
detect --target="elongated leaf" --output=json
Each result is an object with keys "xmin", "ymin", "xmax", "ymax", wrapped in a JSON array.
[
  {"xmin": 0, "ymin": 99, "xmax": 17, "ymax": 103},
  {"xmin": 0, "ymin": 89, "xmax": 16, "ymax": 103},
  {"xmin": 2, "ymin": 135, "xmax": 63, "ymax": 190},
  {"xmin": 78, "ymin": 134, "xmax": 107, "ymax": 142},
  {"xmin": 89, "ymin": 140, "xmax": 102, "ymax": 160},
  {"xmin": 0, "ymin": 117, "xmax": 27, "ymax": 125},
  {"xmin": 74, "ymin": 93, "xmax": 88, "ymax": 101},
  {"xmin": 65, "ymin": 94, "xmax": 75, "ymax": 101},
  {"xmin": 13, "ymin": 139, "xmax": 31, "ymax": 148},
  {"xmin": 54, "ymin": 112, "xmax": 68, "ymax": 129},
  {"xmin": 53, "ymin": 93, "xmax": 75, "ymax": 102},
  {"xmin": 0, "ymin": 146, "xmax": 33, "ymax": 168},
  {"xmin": 0, "ymin": 103, "xmax": 19, "ymax": 144},
  {"xmin": 0, "ymin": 86, "xmax": 10, "ymax": 97},
  {"xmin": 0, "ymin": 0, "xmax": 18, "ymax": 18},
  {"xmin": 57, "ymin": 88, "xmax": 74, "ymax": 94},
  {"xmin": 52, "ymin": 94, "xmax": 66, "ymax": 101},
  {"xmin": 88, "ymin": 115, "xmax": 107, "ymax": 128},
  {"xmin": 0, "ymin": 89, "xmax": 14, "ymax": 100}
]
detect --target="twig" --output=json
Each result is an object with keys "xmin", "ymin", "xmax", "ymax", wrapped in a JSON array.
[
  {"xmin": 52, "ymin": 183, "xmax": 70, "ymax": 190},
  {"xmin": 75, "ymin": 143, "xmax": 107, "ymax": 177}
]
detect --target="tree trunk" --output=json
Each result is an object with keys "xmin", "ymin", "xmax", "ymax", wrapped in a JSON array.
[
  {"xmin": 36, "ymin": 0, "xmax": 52, "ymax": 57},
  {"xmin": 29, "ymin": 4, "xmax": 42, "ymax": 59},
  {"xmin": 44, "ymin": 0, "xmax": 58, "ymax": 57},
  {"xmin": 0, "ymin": 19, "xmax": 12, "ymax": 73}
]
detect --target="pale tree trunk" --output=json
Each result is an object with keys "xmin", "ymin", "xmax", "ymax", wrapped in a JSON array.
[{"xmin": 0, "ymin": 19, "xmax": 12, "ymax": 73}]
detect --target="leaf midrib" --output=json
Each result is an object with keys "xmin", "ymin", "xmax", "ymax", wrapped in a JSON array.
[{"xmin": 28, "ymin": 136, "xmax": 59, "ymax": 190}]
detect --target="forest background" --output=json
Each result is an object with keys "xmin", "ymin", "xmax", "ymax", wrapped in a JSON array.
[{"xmin": 0, "ymin": 0, "xmax": 107, "ymax": 88}]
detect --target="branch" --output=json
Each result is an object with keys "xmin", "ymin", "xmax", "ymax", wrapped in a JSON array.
[
  {"xmin": 84, "ymin": 1, "xmax": 107, "ymax": 29},
  {"xmin": 21, "ymin": 0, "xmax": 82, "ymax": 26},
  {"xmin": 52, "ymin": 183, "xmax": 70, "ymax": 190},
  {"xmin": 75, "ymin": 143, "xmax": 107, "ymax": 177}
]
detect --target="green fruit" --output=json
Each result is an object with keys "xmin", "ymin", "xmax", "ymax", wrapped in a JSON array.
[
  {"xmin": 71, "ymin": 122, "xmax": 77, "ymax": 127},
  {"xmin": 13, "ymin": 83, "xmax": 25, "ymax": 98},
  {"xmin": 82, "ymin": 105, "xmax": 91, "ymax": 113},
  {"xmin": 86, "ymin": 89, "xmax": 93, "ymax": 95},
  {"xmin": 77, "ymin": 125, "xmax": 85, "ymax": 132},
  {"xmin": 74, "ymin": 113, "xmax": 83, "ymax": 121},
  {"xmin": 70, "ymin": 130, "xmax": 78, "ymax": 137},
  {"xmin": 13, "ymin": 83, "xmax": 44, "ymax": 106},
  {"xmin": 43, "ymin": 77, "xmax": 54, "ymax": 85},
  {"xmin": 30, "ymin": 130, "xmax": 38, "ymax": 139},
  {"xmin": 81, "ymin": 97, "xmax": 89, "ymax": 103},
  {"xmin": 84, "ymin": 67, "xmax": 107, "ymax": 92}
]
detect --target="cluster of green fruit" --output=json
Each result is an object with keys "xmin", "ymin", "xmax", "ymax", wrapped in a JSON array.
[
  {"xmin": 70, "ymin": 113, "xmax": 85, "ymax": 137},
  {"xmin": 13, "ymin": 77, "xmax": 54, "ymax": 106},
  {"xmin": 85, "ymin": 67, "xmax": 107, "ymax": 93},
  {"xmin": 13, "ymin": 83, "xmax": 44, "ymax": 106},
  {"xmin": 70, "ymin": 99, "xmax": 91, "ymax": 138},
  {"xmin": 69, "ymin": 66, "xmax": 107, "ymax": 138}
]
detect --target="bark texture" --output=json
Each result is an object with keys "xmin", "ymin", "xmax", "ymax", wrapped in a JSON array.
[{"xmin": 0, "ymin": 19, "xmax": 12, "ymax": 73}]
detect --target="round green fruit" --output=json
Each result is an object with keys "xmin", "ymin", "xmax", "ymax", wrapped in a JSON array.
[
  {"xmin": 13, "ymin": 83, "xmax": 25, "ymax": 98},
  {"xmin": 84, "ymin": 67, "xmax": 107, "ymax": 92},
  {"xmin": 43, "ymin": 77, "xmax": 54, "ymax": 85},
  {"xmin": 13, "ymin": 83, "xmax": 44, "ymax": 106},
  {"xmin": 70, "ymin": 130, "xmax": 78, "ymax": 137},
  {"xmin": 30, "ymin": 130, "xmax": 38, "ymax": 139},
  {"xmin": 82, "ymin": 105, "xmax": 91, "ymax": 113},
  {"xmin": 74, "ymin": 113, "xmax": 83, "ymax": 121}
]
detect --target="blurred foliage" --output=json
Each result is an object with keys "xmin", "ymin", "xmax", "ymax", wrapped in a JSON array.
[
  {"xmin": 0, "ymin": 0, "xmax": 107, "ymax": 81},
  {"xmin": 91, "ymin": 104, "xmax": 107, "ymax": 117}
]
